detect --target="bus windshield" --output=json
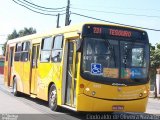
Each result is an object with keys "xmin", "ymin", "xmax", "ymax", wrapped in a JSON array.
[{"xmin": 81, "ymin": 38, "xmax": 149, "ymax": 85}]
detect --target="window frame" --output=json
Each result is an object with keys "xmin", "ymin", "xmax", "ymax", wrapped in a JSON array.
[
  {"xmin": 5, "ymin": 45, "xmax": 9, "ymax": 61},
  {"xmin": 14, "ymin": 42, "xmax": 22, "ymax": 62},
  {"xmin": 20, "ymin": 41, "xmax": 30, "ymax": 62},
  {"xmin": 40, "ymin": 36, "xmax": 53, "ymax": 63},
  {"xmin": 51, "ymin": 35, "xmax": 64, "ymax": 63}
]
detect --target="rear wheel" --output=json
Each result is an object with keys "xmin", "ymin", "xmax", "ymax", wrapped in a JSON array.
[
  {"xmin": 13, "ymin": 78, "xmax": 20, "ymax": 96},
  {"xmin": 48, "ymin": 84, "xmax": 61, "ymax": 111}
]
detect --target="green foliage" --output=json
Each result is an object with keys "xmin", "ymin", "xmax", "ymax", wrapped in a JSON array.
[
  {"xmin": 7, "ymin": 30, "xmax": 19, "ymax": 40},
  {"xmin": 149, "ymin": 43, "xmax": 160, "ymax": 97},
  {"xmin": 150, "ymin": 43, "xmax": 160, "ymax": 69},
  {"xmin": 18, "ymin": 27, "xmax": 36, "ymax": 37},
  {"xmin": 156, "ymin": 43, "xmax": 160, "ymax": 50},
  {"xmin": 3, "ymin": 27, "xmax": 36, "ymax": 55},
  {"xmin": 149, "ymin": 43, "xmax": 156, "ymax": 85},
  {"xmin": 7, "ymin": 27, "xmax": 36, "ymax": 40},
  {"xmin": 149, "ymin": 43, "xmax": 155, "ymax": 51}
]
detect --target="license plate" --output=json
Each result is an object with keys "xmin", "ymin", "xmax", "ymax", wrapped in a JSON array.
[{"xmin": 112, "ymin": 105, "xmax": 124, "ymax": 110}]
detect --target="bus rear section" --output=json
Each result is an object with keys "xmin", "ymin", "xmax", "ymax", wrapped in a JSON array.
[{"xmin": 75, "ymin": 24, "xmax": 150, "ymax": 112}]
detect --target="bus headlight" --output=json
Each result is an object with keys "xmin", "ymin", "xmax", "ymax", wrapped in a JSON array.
[
  {"xmin": 92, "ymin": 91, "xmax": 96, "ymax": 96},
  {"xmin": 86, "ymin": 88, "xmax": 90, "ymax": 91},
  {"xmin": 139, "ymin": 93, "xmax": 143, "ymax": 97}
]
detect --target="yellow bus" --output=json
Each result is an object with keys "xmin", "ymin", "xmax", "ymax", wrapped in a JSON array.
[{"xmin": 4, "ymin": 22, "xmax": 150, "ymax": 112}]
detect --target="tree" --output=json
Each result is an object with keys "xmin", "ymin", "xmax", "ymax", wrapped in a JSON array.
[
  {"xmin": 7, "ymin": 30, "xmax": 19, "ymax": 40},
  {"xmin": 150, "ymin": 43, "xmax": 160, "ymax": 97},
  {"xmin": 18, "ymin": 27, "xmax": 36, "ymax": 37},
  {"xmin": 3, "ymin": 27, "xmax": 36, "ymax": 55}
]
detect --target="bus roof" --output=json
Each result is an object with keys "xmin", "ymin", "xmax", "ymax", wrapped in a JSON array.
[{"xmin": 7, "ymin": 22, "xmax": 146, "ymax": 44}]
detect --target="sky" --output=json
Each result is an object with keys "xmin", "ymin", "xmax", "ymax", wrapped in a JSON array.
[{"xmin": 0, "ymin": 0, "xmax": 160, "ymax": 47}]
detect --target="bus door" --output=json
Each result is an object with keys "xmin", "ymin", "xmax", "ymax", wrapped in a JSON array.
[
  {"xmin": 30, "ymin": 44, "xmax": 40, "ymax": 94},
  {"xmin": 7, "ymin": 47, "xmax": 14, "ymax": 86},
  {"xmin": 65, "ymin": 41, "xmax": 77, "ymax": 107}
]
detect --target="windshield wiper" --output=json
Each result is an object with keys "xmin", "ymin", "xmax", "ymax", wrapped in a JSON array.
[
  {"xmin": 104, "ymin": 39, "xmax": 116, "ymax": 67},
  {"xmin": 123, "ymin": 42, "xmax": 136, "ymax": 68}
]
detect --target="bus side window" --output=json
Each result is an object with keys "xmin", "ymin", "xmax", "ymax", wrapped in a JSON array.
[
  {"xmin": 14, "ymin": 43, "xmax": 22, "ymax": 61},
  {"xmin": 40, "ymin": 37, "xmax": 53, "ymax": 62},
  {"xmin": 21, "ymin": 41, "xmax": 30, "ymax": 62},
  {"xmin": 51, "ymin": 35, "xmax": 63, "ymax": 62}
]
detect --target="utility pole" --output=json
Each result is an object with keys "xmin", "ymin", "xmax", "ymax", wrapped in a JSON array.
[
  {"xmin": 57, "ymin": 13, "xmax": 60, "ymax": 28},
  {"xmin": 65, "ymin": 0, "xmax": 70, "ymax": 26}
]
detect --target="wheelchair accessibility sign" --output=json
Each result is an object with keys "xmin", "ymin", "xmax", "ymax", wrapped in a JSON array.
[{"xmin": 91, "ymin": 63, "xmax": 102, "ymax": 75}]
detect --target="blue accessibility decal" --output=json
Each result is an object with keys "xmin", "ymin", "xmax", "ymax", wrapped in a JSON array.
[
  {"xmin": 131, "ymin": 68, "xmax": 145, "ymax": 79},
  {"xmin": 91, "ymin": 63, "xmax": 102, "ymax": 75}
]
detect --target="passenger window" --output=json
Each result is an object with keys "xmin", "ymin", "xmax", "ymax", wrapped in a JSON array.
[
  {"xmin": 40, "ymin": 37, "xmax": 53, "ymax": 62},
  {"xmin": 51, "ymin": 35, "xmax": 63, "ymax": 62},
  {"xmin": 40, "ymin": 51, "xmax": 51, "ymax": 62},
  {"xmin": 22, "ymin": 42, "xmax": 30, "ymax": 51},
  {"xmin": 41, "ymin": 37, "xmax": 53, "ymax": 50},
  {"xmin": 53, "ymin": 36, "xmax": 63, "ymax": 49},
  {"xmin": 21, "ymin": 41, "xmax": 30, "ymax": 62},
  {"xmin": 14, "ymin": 43, "xmax": 22, "ymax": 61},
  {"xmin": 16, "ymin": 43, "xmax": 22, "ymax": 52}
]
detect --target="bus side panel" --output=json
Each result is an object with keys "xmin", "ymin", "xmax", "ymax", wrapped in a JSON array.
[
  {"xmin": 4, "ymin": 45, "xmax": 9, "ymax": 86},
  {"xmin": 4, "ymin": 46, "xmax": 8, "ymax": 86},
  {"xmin": 52, "ymin": 63, "xmax": 62, "ymax": 105},
  {"xmin": 4, "ymin": 60, "xmax": 8, "ymax": 86},
  {"xmin": 36, "ymin": 63, "xmax": 62, "ymax": 102},
  {"xmin": 5, "ymin": 46, "xmax": 15, "ymax": 87},
  {"xmin": 14, "ymin": 62, "xmax": 24, "ymax": 92},
  {"xmin": 23, "ymin": 61, "xmax": 31, "ymax": 94},
  {"xmin": 37, "ymin": 63, "xmax": 53, "ymax": 101}
]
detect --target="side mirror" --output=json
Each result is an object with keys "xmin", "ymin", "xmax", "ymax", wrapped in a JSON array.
[{"xmin": 76, "ymin": 39, "xmax": 82, "ymax": 52}]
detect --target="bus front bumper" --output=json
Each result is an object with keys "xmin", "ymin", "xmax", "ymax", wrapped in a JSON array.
[{"xmin": 76, "ymin": 94, "xmax": 148, "ymax": 112}]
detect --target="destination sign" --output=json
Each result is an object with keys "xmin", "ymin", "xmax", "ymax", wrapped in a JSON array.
[
  {"xmin": 82, "ymin": 24, "xmax": 148, "ymax": 41},
  {"xmin": 109, "ymin": 29, "xmax": 132, "ymax": 37}
]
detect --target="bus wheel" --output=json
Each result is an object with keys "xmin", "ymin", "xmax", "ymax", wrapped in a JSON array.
[
  {"xmin": 13, "ymin": 78, "xmax": 20, "ymax": 96},
  {"xmin": 49, "ymin": 84, "xmax": 60, "ymax": 111}
]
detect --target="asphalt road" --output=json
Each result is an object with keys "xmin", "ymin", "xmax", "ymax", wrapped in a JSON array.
[{"xmin": 0, "ymin": 75, "xmax": 160, "ymax": 120}]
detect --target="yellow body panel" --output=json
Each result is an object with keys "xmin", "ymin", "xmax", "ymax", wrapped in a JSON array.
[
  {"xmin": 31, "ymin": 63, "xmax": 38, "ymax": 94},
  {"xmin": 83, "ymin": 81, "xmax": 149, "ymax": 100},
  {"xmin": 36, "ymin": 63, "xmax": 62, "ymax": 101},
  {"xmin": 75, "ymin": 75, "xmax": 149, "ymax": 112},
  {"xmin": 4, "ymin": 61, "xmax": 8, "ymax": 86},
  {"xmin": 14, "ymin": 62, "xmax": 24, "ymax": 92},
  {"xmin": 77, "ymin": 93, "xmax": 148, "ymax": 112},
  {"xmin": 36, "ymin": 63, "xmax": 53, "ymax": 100},
  {"xmin": 22, "ymin": 61, "xmax": 31, "ymax": 94}
]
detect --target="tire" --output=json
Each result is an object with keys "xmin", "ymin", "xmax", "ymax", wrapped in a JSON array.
[
  {"xmin": 48, "ymin": 84, "xmax": 61, "ymax": 111},
  {"xmin": 13, "ymin": 78, "xmax": 20, "ymax": 96}
]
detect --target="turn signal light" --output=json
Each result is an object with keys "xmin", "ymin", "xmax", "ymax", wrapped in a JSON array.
[
  {"xmin": 80, "ymin": 84, "xmax": 84, "ymax": 88},
  {"xmin": 144, "ymin": 90, "xmax": 147, "ymax": 94}
]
